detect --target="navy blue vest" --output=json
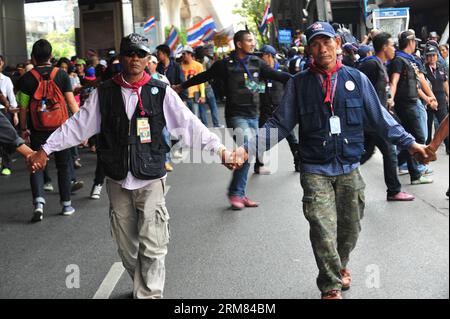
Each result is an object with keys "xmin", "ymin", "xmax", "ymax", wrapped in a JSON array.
[{"xmin": 295, "ymin": 66, "xmax": 365, "ymax": 165}]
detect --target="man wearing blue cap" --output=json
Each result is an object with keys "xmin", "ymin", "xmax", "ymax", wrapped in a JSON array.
[{"xmin": 234, "ymin": 22, "xmax": 432, "ymax": 299}]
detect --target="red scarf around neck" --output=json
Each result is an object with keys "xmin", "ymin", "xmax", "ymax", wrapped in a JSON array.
[
  {"xmin": 309, "ymin": 60, "xmax": 343, "ymax": 105},
  {"xmin": 112, "ymin": 72, "xmax": 151, "ymax": 116}
]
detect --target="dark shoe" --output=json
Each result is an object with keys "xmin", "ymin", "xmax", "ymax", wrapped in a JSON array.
[
  {"xmin": 242, "ymin": 197, "xmax": 259, "ymax": 208},
  {"xmin": 340, "ymin": 268, "xmax": 352, "ymax": 291},
  {"xmin": 31, "ymin": 207, "xmax": 44, "ymax": 223},
  {"xmin": 71, "ymin": 180, "xmax": 84, "ymax": 193},
  {"xmin": 387, "ymin": 191, "xmax": 415, "ymax": 201},
  {"xmin": 61, "ymin": 205, "xmax": 76, "ymax": 216},
  {"xmin": 254, "ymin": 166, "xmax": 271, "ymax": 175},
  {"xmin": 321, "ymin": 290, "xmax": 342, "ymax": 299}
]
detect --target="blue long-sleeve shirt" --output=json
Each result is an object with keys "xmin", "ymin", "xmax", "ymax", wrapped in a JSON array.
[{"xmin": 245, "ymin": 69, "xmax": 416, "ymax": 176}]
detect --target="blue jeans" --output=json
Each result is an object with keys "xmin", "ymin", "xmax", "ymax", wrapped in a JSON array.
[
  {"xmin": 417, "ymin": 100, "xmax": 428, "ymax": 143},
  {"xmin": 185, "ymin": 98, "xmax": 200, "ymax": 119},
  {"xmin": 226, "ymin": 116, "xmax": 259, "ymax": 198},
  {"xmin": 162, "ymin": 127, "xmax": 171, "ymax": 163},
  {"xmin": 199, "ymin": 86, "xmax": 221, "ymax": 127}
]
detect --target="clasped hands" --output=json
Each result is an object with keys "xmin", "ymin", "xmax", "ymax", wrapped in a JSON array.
[
  {"xmin": 220, "ymin": 147, "xmax": 249, "ymax": 171},
  {"xmin": 25, "ymin": 149, "xmax": 49, "ymax": 174}
]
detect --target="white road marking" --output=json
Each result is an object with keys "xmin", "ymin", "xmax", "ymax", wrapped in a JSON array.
[{"xmin": 93, "ymin": 262, "xmax": 125, "ymax": 299}]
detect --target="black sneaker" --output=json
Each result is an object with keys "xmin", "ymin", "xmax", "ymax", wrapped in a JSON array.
[
  {"xmin": 71, "ymin": 180, "xmax": 84, "ymax": 193},
  {"xmin": 31, "ymin": 207, "xmax": 43, "ymax": 223}
]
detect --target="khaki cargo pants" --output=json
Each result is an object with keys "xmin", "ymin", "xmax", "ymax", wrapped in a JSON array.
[
  {"xmin": 301, "ymin": 168, "xmax": 366, "ymax": 293},
  {"xmin": 106, "ymin": 179, "xmax": 170, "ymax": 299}
]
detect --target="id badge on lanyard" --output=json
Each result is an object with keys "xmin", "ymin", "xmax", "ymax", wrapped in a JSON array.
[
  {"xmin": 137, "ymin": 117, "xmax": 151, "ymax": 143},
  {"xmin": 321, "ymin": 74, "xmax": 341, "ymax": 135}
]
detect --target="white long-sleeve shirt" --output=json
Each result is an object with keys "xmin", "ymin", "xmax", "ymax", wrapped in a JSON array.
[
  {"xmin": 0, "ymin": 73, "xmax": 18, "ymax": 109},
  {"xmin": 42, "ymin": 84, "xmax": 224, "ymax": 190}
]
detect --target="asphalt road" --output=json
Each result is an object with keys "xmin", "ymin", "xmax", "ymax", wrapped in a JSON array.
[{"xmin": 0, "ymin": 117, "xmax": 448, "ymax": 299}]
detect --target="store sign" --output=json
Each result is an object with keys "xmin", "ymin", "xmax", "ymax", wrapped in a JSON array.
[{"xmin": 278, "ymin": 29, "xmax": 292, "ymax": 44}]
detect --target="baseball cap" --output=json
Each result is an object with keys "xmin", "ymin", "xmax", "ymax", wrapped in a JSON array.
[
  {"xmin": 75, "ymin": 58, "xmax": 86, "ymax": 65},
  {"xmin": 182, "ymin": 46, "xmax": 194, "ymax": 54},
  {"xmin": 343, "ymin": 42, "xmax": 359, "ymax": 53},
  {"xmin": 99, "ymin": 59, "xmax": 107, "ymax": 67},
  {"xmin": 84, "ymin": 67, "xmax": 96, "ymax": 81},
  {"xmin": 426, "ymin": 40, "xmax": 439, "ymax": 49},
  {"xmin": 259, "ymin": 45, "xmax": 277, "ymax": 56},
  {"xmin": 305, "ymin": 21, "xmax": 336, "ymax": 43},
  {"xmin": 357, "ymin": 44, "xmax": 372, "ymax": 57},
  {"xmin": 399, "ymin": 29, "xmax": 421, "ymax": 42},
  {"xmin": 425, "ymin": 45, "xmax": 439, "ymax": 56},
  {"xmin": 120, "ymin": 33, "xmax": 151, "ymax": 55},
  {"xmin": 149, "ymin": 55, "xmax": 158, "ymax": 64},
  {"xmin": 429, "ymin": 31, "xmax": 438, "ymax": 38}
]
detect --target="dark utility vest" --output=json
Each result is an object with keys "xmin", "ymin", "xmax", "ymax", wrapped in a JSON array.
[
  {"xmin": 295, "ymin": 66, "xmax": 365, "ymax": 165},
  {"xmin": 97, "ymin": 78, "xmax": 169, "ymax": 181},
  {"xmin": 225, "ymin": 55, "xmax": 262, "ymax": 119},
  {"xmin": 394, "ymin": 56, "xmax": 418, "ymax": 102},
  {"xmin": 358, "ymin": 58, "xmax": 389, "ymax": 107}
]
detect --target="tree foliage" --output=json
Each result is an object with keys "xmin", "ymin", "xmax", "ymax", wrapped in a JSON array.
[
  {"xmin": 44, "ymin": 27, "xmax": 76, "ymax": 59},
  {"xmin": 233, "ymin": 0, "xmax": 269, "ymax": 45}
]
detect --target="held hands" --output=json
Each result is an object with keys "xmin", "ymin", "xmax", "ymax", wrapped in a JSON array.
[
  {"xmin": 171, "ymin": 84, "xmax": 183, "ymax": 94},
  {"xmin": 26, "ymin": 149, "xmax": 49, "ymax": 173},
  {"xmin": 220, "ymin": 147, "xmax": 249, "ymax": 171},
  {"xmin": 409, "ymin": 143, "xmax": 437, "ymax": 165}
]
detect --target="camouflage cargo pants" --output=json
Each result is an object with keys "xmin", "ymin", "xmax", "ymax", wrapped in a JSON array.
[{"xmin": 300, "ymin": 168, "xmax": 366, "ymax": 293}]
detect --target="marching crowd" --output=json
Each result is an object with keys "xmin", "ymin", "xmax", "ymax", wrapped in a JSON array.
[{"xmin": 0, "ymin": 20, "xmax": 448, "ymax": 299}]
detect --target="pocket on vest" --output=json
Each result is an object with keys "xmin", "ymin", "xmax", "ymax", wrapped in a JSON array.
[
  {"xmin": 299, "ymin": 107, "xmax": 322, "ymax": 132},
  {"xmin": 345, "ymin": 98, "xmax": 363, "ymax": 125},
  {"xmin": 137, "ymin": 153, "xmax": 164, "ymax": 175},
  {"xmin": 342, "ymin": 136, "xmax": 364, "ymax": 159}
]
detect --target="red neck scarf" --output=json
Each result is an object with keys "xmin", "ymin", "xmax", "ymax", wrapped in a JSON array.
[
  {"xmin": 309, "ymin": 60, "xmax": 343, "ymax": 105},
  {"xmin": 112, "ymin": 72, "xmax": 151, "ymax": 116}
]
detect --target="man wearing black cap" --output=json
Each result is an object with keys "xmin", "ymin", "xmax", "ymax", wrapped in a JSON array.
[
  {"xmin": 424, "ymin": 45, "xmax": 449, "ymax": 153},
  {"xmin": 28, "ymin": 33, "xmax": 235, "ymax": 299},
  {"xmin": 233, "ymin": 21, "xmax": 431, "ymax": 299}
]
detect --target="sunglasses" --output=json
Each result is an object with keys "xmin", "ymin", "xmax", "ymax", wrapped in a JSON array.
[{"xmin": 123, "ymin": 50, "xmax": 149, "ymax": 58}]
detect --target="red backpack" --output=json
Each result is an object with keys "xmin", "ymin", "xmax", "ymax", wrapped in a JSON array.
[{"xmin": 29, "ymin": 68, "xmax": 69, "ymax": 131}]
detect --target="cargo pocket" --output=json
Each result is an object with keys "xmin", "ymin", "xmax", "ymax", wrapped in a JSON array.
[
  {"xmin": 301, "ymin": 194, "xmax": 315, "ymax": 220},
  {"xmin": 155, "ymin": 206, "xmax": 170, "ymax": 246},
  {"xmin": 345, "ymin": 98, "xmax": 363, "ymax": 126},
  {"xmin": 299, "ymin": 104, "xmax": 322, "ymax": 133}
]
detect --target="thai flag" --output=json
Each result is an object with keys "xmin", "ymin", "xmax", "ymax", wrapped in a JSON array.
[
  {"xmin": 165, "ymin": 26, "xmax": 180, "ymax": 51},
  {"xmin": 187, "ymin": 16, "xmax": 216, "ymax": 47},
  {"xmin": 143, "ymin": 16, "xmax": 156, "ymax": 33},
  {"xmin": 201, "ymin": 28, "xmax": 217, "ymax": 42},
  {"xmin": 175, "ymin": 44, "xmax": 184, "ymax": 57},
  {"xmin": 258, "ymin": 3, "xmax": 274, "ymax": 34}
]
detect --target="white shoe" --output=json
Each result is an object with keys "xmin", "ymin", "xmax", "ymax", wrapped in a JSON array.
[
  {"xmin": 43, "ymin": 183, "xmax": 54, "ymax": 192},
  {"xmin": 172, "ymin": 150, "xmax": 183, "ymax": 159},
  {"xmin": 90, "ymin": 184, "xmax": 103, "ymax": 200}
]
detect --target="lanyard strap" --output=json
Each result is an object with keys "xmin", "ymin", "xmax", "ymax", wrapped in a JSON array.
[
  {"xmin": 319, "ymin": 73, "xmax": 339, "ymax": 115},
  {"xmin": 429, "ymin": 66, "xmax": 437, "ymax": 79},
  {"xmin": 238, "ymin": 57, "xmax": 255, "ymax": 82}
]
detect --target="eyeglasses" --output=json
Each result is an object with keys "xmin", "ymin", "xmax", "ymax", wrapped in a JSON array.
[{"xmin": 123, "ymin": 50, "xmax": 149, "ymax": 58}]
